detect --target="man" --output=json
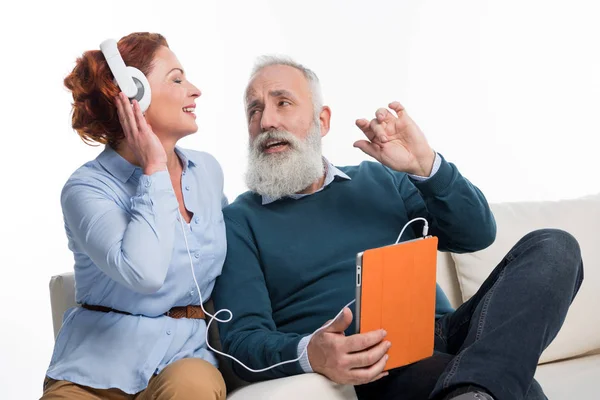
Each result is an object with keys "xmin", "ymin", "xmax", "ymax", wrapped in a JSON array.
[{"xmin": 212, "ymin": 56, "xmax": 583, "ymax": 400}]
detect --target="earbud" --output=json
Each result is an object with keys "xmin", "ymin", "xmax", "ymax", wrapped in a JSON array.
[{"xmin": 100, "ymin": 39, "xmax": 152, "ymax": 113}]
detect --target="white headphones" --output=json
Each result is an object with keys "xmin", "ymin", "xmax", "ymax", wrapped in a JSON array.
[{"xmin": 100, "ymin": 39, "xmax": 152, "ymax": 112}]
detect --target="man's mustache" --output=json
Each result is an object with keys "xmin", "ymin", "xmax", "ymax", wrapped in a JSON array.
[{"xmin": 252, "ymin": 130, "xmax": 298, "ymax": 151}]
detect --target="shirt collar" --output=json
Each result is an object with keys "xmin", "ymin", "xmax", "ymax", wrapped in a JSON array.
[
  {"xmin": 97, "ymin": 145, "xmax": 195, "ymax": 183},
  {"xmin": 261, "ymin": 158, "xmax": 351, "ymax": 205},
  {"xmin": 174, "ymin": 146, "xmax": 196, "ymax": 173}
]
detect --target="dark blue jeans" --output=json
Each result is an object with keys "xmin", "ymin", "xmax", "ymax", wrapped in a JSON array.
[{"xmin": 355, "ymin": 229, "xmax": 584, "ymax": 400}]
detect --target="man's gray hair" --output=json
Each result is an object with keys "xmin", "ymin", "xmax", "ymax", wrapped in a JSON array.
[{"xmin": 248, "ymin": 55, "xmax": 324, "ymax": 115}]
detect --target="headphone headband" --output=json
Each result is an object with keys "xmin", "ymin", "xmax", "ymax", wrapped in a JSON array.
[
  {"xmin": 100, "ymin": 39, "xmax": 138, "ymax": 98},
  {"xmin": 100, "ymin": 39, "xmax": 151, "ymax": 112}
]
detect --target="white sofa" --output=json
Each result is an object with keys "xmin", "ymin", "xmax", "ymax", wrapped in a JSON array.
[{"xmin": 49, "ymin": 195, "xmax": 600, "ymax": 399}]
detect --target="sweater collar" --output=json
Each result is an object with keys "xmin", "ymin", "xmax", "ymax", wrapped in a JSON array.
[{"xmin": 261, "ymin": 158, "xmax": 350, "ymax": 205}]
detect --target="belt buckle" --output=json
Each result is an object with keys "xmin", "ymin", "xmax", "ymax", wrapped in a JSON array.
[{"xmin": 165, "ymin": 309, "xmax": 171, "ymax": 317}]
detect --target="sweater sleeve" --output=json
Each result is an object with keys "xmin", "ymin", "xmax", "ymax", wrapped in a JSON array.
[
  {"xmin": 392, "ymin": 154, "xmax": 496, "ymax": 253},
  {"xmin": 212, "ymin": 215, "xmax": 306, "ymax": 382}
]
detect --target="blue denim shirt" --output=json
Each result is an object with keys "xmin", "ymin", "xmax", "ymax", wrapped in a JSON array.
[{"xmin": 46, "ymin": 146, "xmax": 227, "ymax": 394}]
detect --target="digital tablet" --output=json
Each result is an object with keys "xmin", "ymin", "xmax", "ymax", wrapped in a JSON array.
[{"xmin": 355, "ymin": 236, "xmax": 438, "ymax": 370}]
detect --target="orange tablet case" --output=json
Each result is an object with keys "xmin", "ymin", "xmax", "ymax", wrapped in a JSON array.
[{"xmin": 355, "ymin": 236, "xmax": 438, "ymax": 371}]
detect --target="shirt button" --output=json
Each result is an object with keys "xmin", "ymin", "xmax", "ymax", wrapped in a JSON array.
[
  {"xmin": 194, "ymin": 217, "xmax": 200, "ymax": 224},
  {"xmin": 194, "ymin": 252, "xmax": 200, "ymax": 259},
  {"xmin": 144, "ymin": 180, "xmax": 151, "ymax": 188},
  {"xmin": 166, "ymin": 330, "xmax": 172, "ymax": 335},
  {"xmin": 176, "ymin": 215, "xmax": 181, "ymax": 222},
  {"xmin": 185, "ymin": 186, "xmax": 190, "ymax": 191}
]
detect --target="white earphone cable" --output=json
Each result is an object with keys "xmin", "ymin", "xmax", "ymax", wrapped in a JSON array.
[
  {"xmin": 178, "ymin": 214, "xmax": 428, "ymax": 372},
  {"xmin": 395, "ymin": 217, "xmax": 429, "ymax": 244}
]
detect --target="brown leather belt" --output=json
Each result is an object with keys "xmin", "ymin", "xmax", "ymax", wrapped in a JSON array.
[{"xmin": 82, "ymin": 304, "xmax": 206, "ymax": 320}]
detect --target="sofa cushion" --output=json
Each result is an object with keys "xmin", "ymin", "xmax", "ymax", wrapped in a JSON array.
[
  {"xmin": 224, "ymin": 353, "xmax": 600, "ymax": 399},
  {"xmin": 436, "ymin": 251, "xmax": 462, "ymax": 309},
  {"xmin": 451, "ymin": 194, "xmax": 600, "ymax": 364},
  {"xmin": 228, "ymin": 373, "xmax": 357, "ymax": 400},
  {"xmin": 534, "ymin": 352, "xmax": 600, "ymax": 398}
]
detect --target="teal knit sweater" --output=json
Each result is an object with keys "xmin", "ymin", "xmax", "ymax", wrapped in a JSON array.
[{"xmin": 213, "ymin": 156, "xmax": 496, "ymax": 382}]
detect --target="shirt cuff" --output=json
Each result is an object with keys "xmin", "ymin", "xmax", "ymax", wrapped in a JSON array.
[
  {"xmin": 137, "ymin": 169, "xmax": 173, "ymax": 195},
  {"xmin": 297, "ymin": 334, "xmax": 314, "ymax": 373},
  {"xmin": 408, "ymin": 152, "xmax": 441, "ymax": 181}
]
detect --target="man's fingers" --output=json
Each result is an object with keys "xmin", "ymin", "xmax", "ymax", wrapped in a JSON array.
[
  {"xmin": 369, "ymin": 118, "xmax": 388, "ymax": 143},
  {"xmin": 345, "ymin": 329, "xmax": 387, "ymax": 353},
  {"xmin": 353, "ymin": 140, "xmax": 381, "ymax": 159},
  {"xmin": 324, "ymin": 307, "xmax": 353, "ymax": 333},
  {"xmin": 355, "ymin": 119, "xmax": 376, "ymax": 142},
  {"xmin": 376, "ymin": 108, "xmax": 396, "ymax": 124},
  {"xmin": 351, "ymin": 353, "xmax": 389, "ymax": 385},
  {"xmin": 347, "ymin": 340, "xmax": 391, "ymax": 369},
  {"xmin": 367, "ymin": 371, "xmax": 389, "ymax": 384},
  {"xmin": 388, "ymin": 101, "xmax": 405, "ymax": 117},
  {"xmin": 355, "ymin": 118, "xmax": 369, "ymax": 130}
]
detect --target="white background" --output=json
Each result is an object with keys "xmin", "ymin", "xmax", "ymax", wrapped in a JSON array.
[{"xmin": 0, "ymin": 0, "xmax": 599, "ymax": 398}]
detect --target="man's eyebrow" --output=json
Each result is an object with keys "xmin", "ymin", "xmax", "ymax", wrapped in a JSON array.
[
  {"xmin": 246, "ymin": 99, "xmax": 261, "ymax": 111},
  {"xmin": 269, "ymin": 89, "xmax": 296, "ymax": 99},
  {"xmin": 245, "ymin": 89, "xmax": 297, "ymax": 111}
]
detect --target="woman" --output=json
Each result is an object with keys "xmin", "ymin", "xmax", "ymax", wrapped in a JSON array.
[{"xmin": 42, "ymin": 32, "xmax": 227, "ymax": 399}]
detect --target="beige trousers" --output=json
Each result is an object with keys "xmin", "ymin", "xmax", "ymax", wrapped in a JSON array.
[{"xmin": 41, "ymin": 358, "xmax": 226, "ymax": 400}]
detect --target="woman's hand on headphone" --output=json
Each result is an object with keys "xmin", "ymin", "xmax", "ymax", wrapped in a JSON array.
[{"xmin": 115, "ymin": 92, "xmax": 167, "ymax": 175}]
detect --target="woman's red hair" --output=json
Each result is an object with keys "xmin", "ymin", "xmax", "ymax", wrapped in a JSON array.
[{"xmin": 64, "ymin": 32, "xmax": 168, "ymax": 147}]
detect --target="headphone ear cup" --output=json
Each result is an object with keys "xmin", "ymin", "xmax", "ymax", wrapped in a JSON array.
[{"xmin": 126, "ymin": 67, "xmax": 152, "ymax": 113}]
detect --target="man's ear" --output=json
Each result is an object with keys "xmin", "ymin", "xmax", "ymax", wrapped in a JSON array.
[{"xmin": 319, "ymin": 106, "xmax": 331, "ymax": 138}]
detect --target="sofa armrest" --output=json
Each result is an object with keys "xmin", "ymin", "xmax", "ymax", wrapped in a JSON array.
[{"xmin": 49, "ymin": 272, "xmax": 77, "ymax": 339}]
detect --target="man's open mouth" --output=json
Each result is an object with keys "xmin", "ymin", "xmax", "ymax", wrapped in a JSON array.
[{"xmin": 262, "ymin": 139, "xmax": 291, "ymax": 153}]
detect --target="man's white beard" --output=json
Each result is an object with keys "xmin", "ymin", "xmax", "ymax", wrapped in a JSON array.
[{"xmin": 245, "ymin": 121, "xmax": 324, "ymax": 200}]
